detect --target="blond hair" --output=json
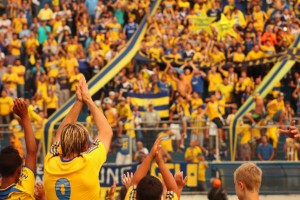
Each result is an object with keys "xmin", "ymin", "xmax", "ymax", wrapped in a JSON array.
[
  {"xmin": 60, "ymin": 122, "xmax": 89, "ymax": 157},
  {"xmin": 234, "ymin": 162, "xmax": 262, "ymax": 192}
]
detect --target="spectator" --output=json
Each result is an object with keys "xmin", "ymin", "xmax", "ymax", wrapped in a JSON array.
[
  {"xmin": 185, "ymin": 139, "xmax": 202, "ymax": 163},
  {"xmin": 123, "ymin": 17, "xmax": 138, "ymax": 41},
  {"xmin": 158, "ymin": 123, "xmax": 174, "ymax": 153},
  {"xmin": 114, "ymin": 130, "xmax": 131, "ymax": 165},
  {"xmin": 190, "ymin": 105, "xmax": 206, "ymax": 147},
  {"xmin": 257, "ymin": 136, "xmax": 275, "ymax": 161},
  {"xmin": 238, "ymin": 123, "xmax": 252, "ymax": 161},
  {"xmin": 38, "ymin": 3, "xmax": 53, "ymax": 21},
  {"xmin": 142, "ymin": 102, "xmax": 160, "ymax": 148},
  {"xmin": 197, "ymin": 152, "xmax": 209, "ymax": 191},
  {"xmin": 132, "ymin": 105, "xmax": 143, "ymax": 141},
  {"xmin": 134, "ymin": 141, "xmax": 149, "ymax": 163},
  {"xmin": 267, "ymin": 92, "xmax": 285, "ymax": 122},
  {"xmin": 0, "ymin": 90, "xmax": 13, "ymax": 126},
  {"xmin": 117, "ymin": 97, "xmax": 132, "ymax": 136}
]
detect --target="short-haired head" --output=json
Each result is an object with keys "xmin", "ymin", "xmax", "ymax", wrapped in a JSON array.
[
  {"xmin": 234, "ymin": 162, "xmax": 262, "ymax": 192},
  {"xmin": 0, "ymin": 146, "xmax": 22, "ymax": 178},
  {"xmin": 60, "ymin": 122, "xmax": 89, "ymax": 157},
  {"xmin": 136, "ymin": 176, "xmax": 163, "ymax": 200}
]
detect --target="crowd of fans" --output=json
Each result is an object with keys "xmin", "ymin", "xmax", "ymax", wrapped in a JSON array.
[{"xmin": 1, "ymin": 0, "xmax": 300, "ymax": 166}]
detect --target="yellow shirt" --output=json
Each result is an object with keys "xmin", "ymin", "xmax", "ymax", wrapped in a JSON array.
[
  {"xmin": 178, "ymin": 0, "xmax": 190, "ymax": 8},
  {"xmin": 9, "ymin": 118, "xmax": 23, "ymax": 138},
  {"xmin": 218, "ymin": 84, "xmax": 234, "ymax": 102},
  {"xmin": 191, "ymin": 97, "xmax": 203, "ymax": 111},
  {"xmin": 104, "ymin": 108, "xmax": 117, "ymax": 128},
  {"xmin": 0, "ymin": 167, "xmax": 35, "ymax": 199},
  {"xmin": 207, "ymin": 101, "xmax": 221, "ymax": 120},
  {"xmin": 185, "ymin": 146, "xmax": 202, "ymax": 162},
  {"xmin": 246, "ymin": 50, "xmax": 264, "ymax": 61},
  {"xmin": 191, "ymin": 111, "xmax": 205, "ymax": 134},
  {"xmin": 2, "ymin": 72, "xmax": 18, "ymax": 89},
  {"xmin": 45, "ymin": 60, "xmax": 60, "ymax": 78},
  {"xmin": 267, "ymin": 99, "xmax": 285, "ymax": 117},
  {"xmin": 198, "ymin": 162, "xmax": 207, "ymax": 181},
  {"xmin": 25, "ymin": 38, "xmax": 39, "ymax": 54},
  {"xmin": 44, "ymin": 140, "xmax": 107, "ymax": 200},
  {"xmin": 233, "ymin": 52, "xmax": 245, "ymax": 62},
  {"xmin": 44, "ymin": 95, "xmax": 58, "ymax": 109},
  {"xmin": 12, "ymin": 65, "xmax": 25, "ymax": 84},
  {"xmin": 10, "ymin": 39, "xmax": 22, "ymax": 56},
  {"xmin": 125, "ymin": 186, "xmax": 178, "ymax": 200},
  {"xmin": 38, "ymin": 8, "xmax": 53, "ymax": 21},
  {"xmin": 210, "ymin": 51, "xmax": 226, "ymax": 64},
  {"xmin": 124, "ymin": 119, "xmax": 136, "ymax": 138},
  {"xmin": 260, "ymin": 45, "xmax": 276, "ymax": 57},
  {"xmin": 65, "ymin": 58, "xmax": 79, "ymax": 77},
  {"xmin": 239, "ymin": 124, "xmax": 251, "ymax": 144},
  {"xmin": 0, "ymin": 96, "xmax": 13, "ymax": 116},
  {"xmin": 107, "ymin": 22, "xmax": 121, "ymax": 40},
  {"xmin": 28, "ymin": 104, "xmax": 41, "ymax": 123},
  {"xmin": 37, "ymin": 81, "xmax": 48, "ymax": 98},
  {"xmin": 117, "ymin": 104, "xmax": 132, "ymax": 119},
  {"xmin": 35, "ymin": 118, "xmax": 47, "ymax": 140},
  {"xmin": 208, "ymin": 72, "xmax": 223, "ymax": 92},
  {"xmin": 13, "ymin": 17, "xmax": 26, "ymax": 34},
  {"xmin": 158, "ymin": 131, "xmax": 173, "ymax": 152}
]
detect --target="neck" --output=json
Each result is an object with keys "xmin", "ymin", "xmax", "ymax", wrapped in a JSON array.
[
  {"xmin": 242, "ymin": 191, "xmax": 259, "ymax": 200},
  {"xmin": 0, "ymin": 177, "xmax": 16, "ymax": 189}
]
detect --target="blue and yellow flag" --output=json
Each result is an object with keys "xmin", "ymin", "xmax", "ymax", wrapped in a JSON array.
[{"xmin": 128, "ymin": 92, "xmax": 169, "ymax": 118}]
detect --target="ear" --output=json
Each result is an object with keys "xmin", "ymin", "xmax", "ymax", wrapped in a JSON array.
[{"xmin": 238, "ymin": 181, "xmax": 245, "ymax": 190}]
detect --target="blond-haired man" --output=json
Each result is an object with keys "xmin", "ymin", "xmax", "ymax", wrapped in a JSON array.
[{"xmin": 234, "ymin": 162, "xmax": 262, "ymax": 200}]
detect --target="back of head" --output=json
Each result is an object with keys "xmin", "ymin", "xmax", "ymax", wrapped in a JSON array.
[
  {"xmin": 136, "ymin": 176, "xmax": 163, "ymax": 200},
  {"xmin": 0, "ymin": 146, "xmax": 22, "ymax": 177},
  {"xmin": 60, "ymin": 122, "xmax": 89, "ymax": 157},
  {"xmin": 119, "ymin": 186, "xmax": 127, "ymax": 200},
  {"xmin": 234, "ymin": 162, "xmax": 262, "ymax": 192}
]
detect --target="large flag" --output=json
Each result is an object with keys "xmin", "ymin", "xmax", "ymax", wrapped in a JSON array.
[{"xmin": 128, "ymin": 92, "xmax": 169, "ymax": 118}]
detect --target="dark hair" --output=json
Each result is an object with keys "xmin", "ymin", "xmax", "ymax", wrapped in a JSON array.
[
  {"xmin": 119, "ymin": 186, "xmax": 127, "ymax": 200},
  {"xmin": 0, "ymin": 146, "xmax": 22, "ymax": 177},
  {"xmin": 136, "ymin": 176, "xmax": 163, "ymax": 200}
]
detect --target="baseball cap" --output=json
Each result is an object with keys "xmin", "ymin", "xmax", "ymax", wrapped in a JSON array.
[
  {"xmin": 104, "ymin": 97, "xmax": 112, "ymax": 104},
  {"xmin": 109, "ymin": 91, "xmax": 115, "ymax": 96},
  {"xmin": 94, "ymin": 100, "xmax": 101, "ymax": 107},
  {"xmin": 279, "ymin": 92, "xmax": 284, "ymax": 97}
]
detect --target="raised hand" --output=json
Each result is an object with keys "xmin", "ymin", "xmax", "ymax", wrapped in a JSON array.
[
  {"xmin": 108, "ymin": 180, "xmax": 116, "ymax": 200},
  {"xmin": 280, "ymin": 120, "xmax": 300, "ymax": 138},
  {"xmin": 150, "ymin": 137, "xmax": 162, "ymax": 158},
  {"xmin": 174, "ymin": 171, "xmax": 187, "ymax": 190},
  {"xmin": 79, "ymin": 76, "xmax": 92, "ymax": 103},
  {"xmin": 75, "ymin": 77, "xmax": 83, "ymax": 102},
  {"xmin": 34, "ymin": 183, "xmax": 46, "ymax": 200},
  {"xmin": 122, "ymin": 172, "xmax": 133, "ymax": 189},
  {"xmin": 13, "ymin": 98, "xmax": 28, "ymax": 119}
]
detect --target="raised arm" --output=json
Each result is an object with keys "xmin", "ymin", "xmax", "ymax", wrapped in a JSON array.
[
  {"xmin": 155, "ymin": 149, "xmax": 178, "ymax": 195},
  {"xmin": 54, "ymin": 77, "xmax": 84, "ymax": 143},
  {"xmin": 81, "ymin": 77, "xmax": 113, "ymax": 153},
  {"xmin": 130, "ymin": 138, "xmax": 161, "ymax": 186},
  {"xmin": 13, "ymin": 99, "xmax": 37, "ymax": 172}
]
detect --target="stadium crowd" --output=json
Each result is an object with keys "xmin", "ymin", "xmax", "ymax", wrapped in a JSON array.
[
  {"xmin": 0, "ymin": 0, "xmax": 300, "ymax": 199},
  {"xmin": 0, "ymin": 0, "xmax": 299, "ymax": 186}
]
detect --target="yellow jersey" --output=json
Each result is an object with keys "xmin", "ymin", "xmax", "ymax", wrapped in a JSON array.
[
  {"xmin": 10, "ymin": 39, "xmax": 22, "ymax": 56},
  {"xmin": 44, "ymin": 95, "xmax": 58, "ymax": 109},
  {"xmin": 158, "ymin": 131, "xmax": 173, "ymax": 152},
  {"xmin": 191, "ymin": 97, "xmax": 203, "ymax": 111},
  {"xmin": 69, "ymin": 73, "xmax": 84, "ymax": 91},
  {"xmin": 9, "ymin": 118, "xmax": 23, "ymax": 138},
  {"xmin": 125, "ymin": 185, "xmax": 178, "ymax": 200},
  {"xmin": 2, "ymin": 72, "xmax": 18, "ymax": 89},
  {"xmin": 0, "ymin": 167, "xmax": 35, "ymax": 199},
  {"xmin": 0, "ymin": 96, "xmax": 13, "ymax": 116},
  {"xmin": 116, "ymin": 104, "xmax": 132, "ymax": 119},
  {"xmin": 208, "ymin": 72, "xmax": 223, "ymax": 92},
  {"xmin": 267, "ymin": 99, "xmax": 285, "ymax": 117},
  {"xmin": 185, "ymin": 146, "xmax": 202, "ymax": 163},
  {"xmin": 12, "ymin": 65, "xmax": 25, "ymax": 84},
  {"xmin": 44, "ymin": 140, "xmax": 107, "ymax": 200},
  {"xmin": 239, "ymin": 124, "xmax": 251, "ymax": 144},
  {"xmin": 104, "ymin": 108, "xmax": 117, "ymax": 128},
  {"xmin": 198, "ymin": 162, "xmax": 207, "ymax": 181},
  {"xmin": 65, "ymin": 58, "xmax": 79, "ymax": 77},
  {"xmin": 206, "ymin": 101, "xmax": 221, "ymax": 120},
  {"xmin": 191, "ymin": 111, "xmax": 205, "ymax": 134}
]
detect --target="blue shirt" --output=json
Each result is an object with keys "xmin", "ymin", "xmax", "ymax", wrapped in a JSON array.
[
  {"xmin": 191, "ymin": 75, "xmax": 204, "ymax": 94},
  {"xmin": 85, "ymin": 0, "xmax": 98, "ymax": 16},
  {"xmin": 115, "ymin": 135, "xmax": 130, "ymax": 155},
  {"xmin": 124, "ymin": 23, "xmax": 138, "ymax": 40},
  {"xmin": 38, "ymin": 25, "xmax": 51, "ymax": 44},
  {"xmin": 157, "ymin": 81, "xmax": 172, "ymax": 94},
  {"xmin": 257, "ymin": 143, "xmax": 274, "ymax": 160}
]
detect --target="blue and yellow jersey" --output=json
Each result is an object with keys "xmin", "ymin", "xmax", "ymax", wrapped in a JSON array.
[
  {"xmin": 125, "ymin": 185, "xmax": 178, "ymax": 200},
  {"xmin": 0, "ymin": 167, "xmax": 35, "ymax": 199},
  {"xmin": 44, "ymin": 139, "xmax": 107, "ymax": 200}
]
